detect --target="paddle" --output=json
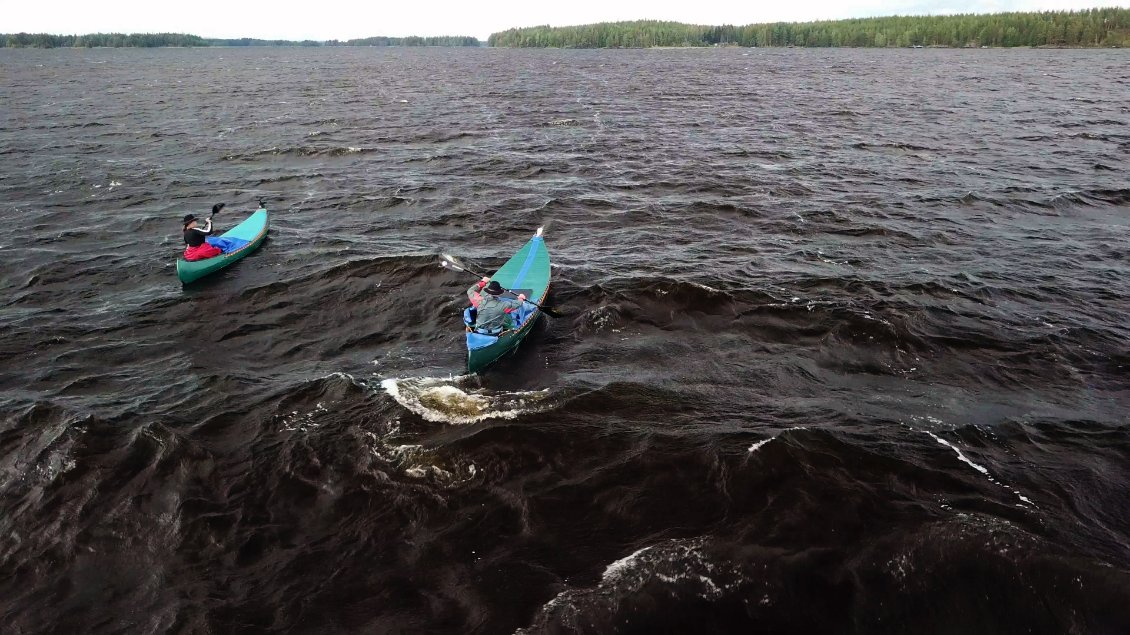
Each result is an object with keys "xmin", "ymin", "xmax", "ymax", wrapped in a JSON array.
[
  {"xmin": 209, "ymin": 198, "xmax": 265, "ymax": 223},
  {"xmin": 440, "ymin": 255, "xmax": 563, "ymax": 318}
]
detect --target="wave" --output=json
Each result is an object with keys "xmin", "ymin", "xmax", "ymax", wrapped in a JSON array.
[
  {"xmin": 851, "ymin": 141, "xmax": 934, "ymax": 152},
  {"xmin": 540, "ymin": 118, "xmax": 581, "ymax": 127},
  {"xmin": 223, "ymin": 146, "xmax": 374, "ymax": 160},
  {"xmin": 253, "ymin": 172, "xmax": 324, "ymax": 185},
  {"xmin": 0, "ymin": 402, "xmax": 82, "ymax": 499},
  {"xmin": 519, "ymin": 537, "xmax": 743, "ymax": 634},
  {"xmin": 408, "ymin": 130, "xmax": 483, "ymax": 143},
  {"xmin": 909, "ymin": 187, "xmax": 1130, "ymax": 211},
  {"xmin": 1046, "ymin": 187, "xmax": 1130, "ymax": 208},
  {"xmin": 380, "ymin": 375, "xmax": 552, "ymax": 424}
]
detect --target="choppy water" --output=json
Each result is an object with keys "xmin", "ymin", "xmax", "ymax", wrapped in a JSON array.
[{"xmin": 2, "ymin": 46, "xmax": 1129, "ymax": 633}]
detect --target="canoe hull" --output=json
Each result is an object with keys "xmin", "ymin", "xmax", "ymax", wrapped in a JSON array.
[{"xmin": 176, "ymin": 208, "xmax": 270, "ymax": 284}]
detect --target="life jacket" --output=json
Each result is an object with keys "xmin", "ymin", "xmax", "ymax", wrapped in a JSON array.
[{"xmin": 184, "ymin": 243, "xmax": 222, "ymax": 261}]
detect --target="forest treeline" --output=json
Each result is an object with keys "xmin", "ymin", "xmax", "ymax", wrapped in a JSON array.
[
  {"xmin": 1, "ymin": 33, "xmax": 209, "ymax": 48},
  {"xmin": 6, "ymin": 8, "xmax": 1128, "ymax": 49},
  {"xmin": 487, "ymin": 8, "xmax": 1130, "ymax": 48},
  {"xmin": 333, "ymin": 36, "xmax": 480, "ymax": 47},
  {"xmin": 0, "ymin": 33, "xmax": 481, "ymax": 48}
]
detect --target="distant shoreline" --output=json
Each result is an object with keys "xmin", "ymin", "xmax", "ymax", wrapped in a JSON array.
[
  {"xmin": 0, "ymin": 33, "xmax": 483, "ymax": 49},
  {"xmin": 488, "ymin": 8, "xmax": 1130, "ymax": 49},
  {"xmin": 4, "ymin": 8, "xmax": 1129, "ymax": 50},
  {"xmin": 3, "ymin": 43, "xmax": 1124, "ymax": 51},
  {"xmin": 641, "ymin": 44, "xmax": 1122, "ymax": 49},
  {"xmin": 3, "ymin": 43, "xmax": 1123, "ymax": 51}
]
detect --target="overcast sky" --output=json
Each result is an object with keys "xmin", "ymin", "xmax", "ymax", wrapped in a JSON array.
[{"xmin": 6, "ymin": 0, "xmax": 1124, "ymax": 41}]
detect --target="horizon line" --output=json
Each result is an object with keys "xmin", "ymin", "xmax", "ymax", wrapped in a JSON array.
[{"xmin": 5, "ymin": 5, "xmax": 1125, "ymax": 41}]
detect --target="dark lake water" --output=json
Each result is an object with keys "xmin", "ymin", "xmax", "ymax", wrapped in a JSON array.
[{"xmin": 1, "ymin": 46, "xmax": 1129, "ymax": 633}]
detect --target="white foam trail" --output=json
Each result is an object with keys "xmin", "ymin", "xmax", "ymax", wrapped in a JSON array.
[
  {"xmin": 380, "ymin": 375, "xmax": 550, "ymax": 424},
  {"xmin": 747, "ymin": 438, "xmax": 771, "ymax": 453},
  {"xmin": 926, "ymin": 431, "xmax": 989, "ymax": 475},
  {"xmin": 747, "ymin": 426, "xmax": 808, "ymax": 454},
  {"xmin": 920, "ymin": 427, "xmax": 1037, "ymax": 509}
]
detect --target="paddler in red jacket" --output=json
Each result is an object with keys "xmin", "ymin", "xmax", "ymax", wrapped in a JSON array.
[
  {"xmin": 467, "ymin": 276, "xmax": 491, "ymax": 308},
  {"xmin": 182, "ymin": 204, "xmax": 223, "ymax": 261}
]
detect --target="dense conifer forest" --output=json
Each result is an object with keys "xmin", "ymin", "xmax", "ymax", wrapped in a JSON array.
[
  {"xmin": 4, "ymin": 9, "xmax": 1127, "ymax": 49},
  {"xmin": 333, "ymin": 36, "xmax": 480, "ymax": 47},
  {"xmin": 487, "ymin": 8, "xmax": 1130, "ymax": 48},
  {"xmin": 2, "ymin": 33, "xmax": 210, "ymax": 48},
  {"xmin": 0, "ymin": 33, "xmax": 480, "ymax": 48}
]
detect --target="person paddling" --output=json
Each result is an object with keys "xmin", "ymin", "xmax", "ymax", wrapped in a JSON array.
[
  {"xmin": 182, "ymin": 203, "xmax": 225, "ymax": 261},
  {"xmin": 181, "ymin": 203, "xmax": 253, "ymax": 261},
  {"xmin": 467, "ymin": 276, "xmax": 491, "ymax": 308},
  {"xmin": 468, "ymin": 280, "xmax": 527, "ymax": 334}
]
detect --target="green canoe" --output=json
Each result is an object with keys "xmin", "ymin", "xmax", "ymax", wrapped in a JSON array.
[
  {"xmin": 176, "ymin": 208, "xmax": 270, "ymax": 284},
  {"xmin": 464, "ymin": 227, "xmax": 551, "ymax": 373}
]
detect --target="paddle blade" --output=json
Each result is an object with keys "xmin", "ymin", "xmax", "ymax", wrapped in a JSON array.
[
  {"xmin": 538, "ymin": 305, "xmax": 564, "ymax": 318},
  {"xmin": 440, "ymin": 253, "xmax": 489, "ymax": 279}
]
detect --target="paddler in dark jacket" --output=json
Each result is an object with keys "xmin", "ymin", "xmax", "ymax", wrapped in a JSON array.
[
  {"xmin": 470, "ymin": 280, "xmax": 527, "ymax": 334},
  {"xmin": 182, "ymin": 216, "xmax": 220, "ymax": 261},
  {"xmin": 181, "ymin": 204, "xmax": 224, "ymax": 261}
]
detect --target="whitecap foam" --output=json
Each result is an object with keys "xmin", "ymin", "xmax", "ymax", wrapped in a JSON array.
[
  {"xmin": 380, "ymin": 375, "xmax": 550, "ymax": 425},
  {"xmin": 365, "ymin": 439, "xmax": 477, "ymax": 485},
  {"xmin": 601, "ymin": 545, "xmax": 653, "ymax": 583},
  {"xmin": 278, "ymin": 401, "xmax": 330, "ymax": 432},
  {"xmin": 747, "ymin": 438, "xmax": 772, "ymax": 453},
  {"xmin": 747, "ymin": 426, "xmax": 808, "ymax": 454},
  {"xmin": 519, "ymin": 537, "xmax": 744, "ymax": 632}
]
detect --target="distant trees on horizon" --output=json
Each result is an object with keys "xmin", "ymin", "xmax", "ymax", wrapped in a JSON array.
[
  {"xmin": 1, "ymin": 32, "xmax": 210, "ymax": 48},
  {"xmin": 487, "ymin": 8, "xmax": 1130, "ymax": 48},
  {"xmin": 331, "ymin": 36, "xmax": 480, "ymax": 47},
  {"xmin": 4, "ymin": 8, "xmax": 1128, "ymax": 50},
  {"xmin": 0, "ymin": 33, "xmax": 482, "ymax": 48}
]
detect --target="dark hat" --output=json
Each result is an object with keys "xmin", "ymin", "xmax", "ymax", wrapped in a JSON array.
[
  {"xmin": 183, "ymin": 214, "xmax": 198, "ymax": 226},
  {"xmin": 485, "ymin": 281, "xmax": 504, "ymax": 295}
]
